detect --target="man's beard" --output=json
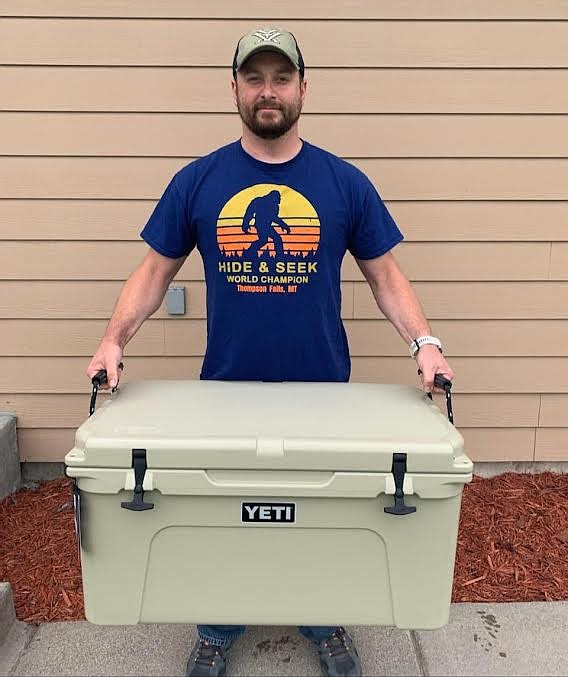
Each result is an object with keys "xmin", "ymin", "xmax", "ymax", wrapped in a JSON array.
[{"xmin": 237, "ymin": 94, "xmax": 302, "ymax": 140}]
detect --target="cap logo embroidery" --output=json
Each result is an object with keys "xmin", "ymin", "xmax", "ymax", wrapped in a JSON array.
[{"xmin": 252, "ymin": 29, "xmax": 282, "ymax": 44}]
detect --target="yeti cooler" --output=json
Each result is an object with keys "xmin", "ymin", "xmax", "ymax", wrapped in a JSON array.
[{"xmin": 65, "ymin": 379, "xmax": 472, "ymax": 629}]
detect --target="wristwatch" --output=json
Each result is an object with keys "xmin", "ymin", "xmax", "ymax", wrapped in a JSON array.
[{"xmin": 409, "ymin": 335, "xmax": 443, "ymax": 359}]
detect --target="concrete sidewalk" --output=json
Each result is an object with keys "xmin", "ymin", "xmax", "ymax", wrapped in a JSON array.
[{"xmin": 2, "ymin": 600, "xmax": 567, "ymax": 676}]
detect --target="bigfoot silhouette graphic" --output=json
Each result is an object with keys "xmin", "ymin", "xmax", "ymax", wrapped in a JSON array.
[{"xmin": 242, "ymin": 190, "xmax": 290, "ymax": 257}]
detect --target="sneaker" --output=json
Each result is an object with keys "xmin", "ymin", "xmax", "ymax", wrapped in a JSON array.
[
  {"xmin": 186, "ymin": 639, "xmax": 227, "ymax": 677},
  {"xmin": 318, "ymin": 627, "xmax": 362, "ymax": 677}
]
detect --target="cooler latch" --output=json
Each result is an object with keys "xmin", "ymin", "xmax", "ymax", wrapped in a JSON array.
[
  {"xmin": 121, "ymin": 449, "xmax": 154, "ymax": 511},
  {"xmin": 384, "ymin": 453, "xmax": 417, "ymax": 516}
]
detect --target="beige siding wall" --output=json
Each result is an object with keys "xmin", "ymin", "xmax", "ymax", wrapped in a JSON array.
[{"xmin": 1, "ymin": 2, "xmax": 567, "ymax": 463}]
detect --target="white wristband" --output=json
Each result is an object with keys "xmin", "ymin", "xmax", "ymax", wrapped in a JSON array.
[{"xmin": 409, "ymin": 336, "xmax": 443, "ymax": 358}]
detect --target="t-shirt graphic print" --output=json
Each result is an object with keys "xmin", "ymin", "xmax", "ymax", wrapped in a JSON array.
[{"xmin": 217, "ymin": 184, "xmax": 320, "ymax": 296}]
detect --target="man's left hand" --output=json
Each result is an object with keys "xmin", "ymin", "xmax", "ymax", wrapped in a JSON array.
[{"xmin": 415, "ymin": 344, "xmax": 455, "ymax": 393}]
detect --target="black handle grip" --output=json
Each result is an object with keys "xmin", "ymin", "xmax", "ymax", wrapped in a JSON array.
[
  {"xmin": 91, "ymin": 369, "xmax": 108, "ymax": 387},
  {"xmin": 418, "ymin": 370, "xmax": 454, "ymax": 424},
  {"xmin": 89, "ymin": 362, "xmax": 124, "ymax": 416},
  {"xmin": 434, "ymin": 373, "xmax": 452, "ymax": 392},
  {"xmin": 91, "ymin": 362, "xmax": 124, "ymax": 387},
  {"xmin": 433, "ymin": 374, "xmax": 454, "ymax": 425}
]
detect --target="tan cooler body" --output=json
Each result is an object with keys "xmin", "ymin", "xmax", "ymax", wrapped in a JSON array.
[{"xmin": 65, "ymin": 380, "xmax": 472, "ymax": 629}]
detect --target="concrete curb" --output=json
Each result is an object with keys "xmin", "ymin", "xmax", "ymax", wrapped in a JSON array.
[
  {"xmin": 21, "ymin": 462, "xmax": 65, "ymax": 483},
  {"xmin": 474, "ymin": 460, "xmax": 568, "ymax": 477},
  {"xmin": 0, "ymin": 414, "xmax": 20, "ymax": 501},
  {"xmin": 0, "ymin": 583, "xmax": 16, "ymax": 645},
  {"xmin": 0, "ymin": 583, "xmax": 36, "ymax": 677}
]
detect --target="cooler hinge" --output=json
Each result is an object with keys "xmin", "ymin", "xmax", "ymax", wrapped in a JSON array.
[
  {"xmin": 72, "ymin": 478, "xmax": 82, "ymax": 556},
  {"xmin": 121, "ymin": 449, "xmax": 155, "ymax": 511},
  {"xmin": 384, "ymin": 453, "xmax": 417, "ymax": 516}
]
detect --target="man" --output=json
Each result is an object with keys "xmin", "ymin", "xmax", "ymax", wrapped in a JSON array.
[{"xmin": 87, "ymin": 27, "xmax": 454, "ymax": 677}]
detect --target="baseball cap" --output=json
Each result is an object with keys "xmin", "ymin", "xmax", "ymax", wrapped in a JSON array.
[{"xmin": 232, "ymin": 28, "xmax": 305, "ymax": 79}]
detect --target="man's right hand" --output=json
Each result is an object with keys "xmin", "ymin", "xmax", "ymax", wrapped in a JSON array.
[{"xmin": 87, "ymin": 340, "xmax": 124, "ymax": 390}]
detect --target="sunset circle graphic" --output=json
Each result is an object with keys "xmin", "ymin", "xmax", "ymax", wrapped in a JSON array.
[{"xmin": 216, "ymin": 184, "xmax": 320, "ymax": 259}]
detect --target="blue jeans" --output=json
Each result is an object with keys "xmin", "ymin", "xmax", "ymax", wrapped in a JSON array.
[{"xmin": 198, "ymin": 624, "xmax": 337, "ymax": 648}]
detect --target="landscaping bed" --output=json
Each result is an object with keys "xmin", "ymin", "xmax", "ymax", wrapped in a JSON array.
[{"xmin": 1, "ymin": 473, "xmax": 567, "ymax": 624}]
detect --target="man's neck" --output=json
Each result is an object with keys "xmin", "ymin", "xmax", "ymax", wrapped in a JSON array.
[{"xmin": 240, "ymin": 126, "xmax": 303, "ymax": 164}]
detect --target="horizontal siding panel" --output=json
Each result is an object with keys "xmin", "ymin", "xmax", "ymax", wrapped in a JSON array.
[
  {"xmin": 345, "ymin": 319, "xmax": 568, "ymax": 357},
  {"xmin": 164, "ymin": 321, "xmax": 207, "ymax": 355},
  {"xmin": 349, "ymin": 357, "xmax": 568, "ymax": 392},
  {"xmin": 0, "ymin": 357, "xmax": 204, "ymax": 393},
  {"xmin": 3, "ymin": 158, "xmax": 567, "ymax": 199},
  {"xmin": 344, "ymin": 242, "xmax": 551, "ymax": 281},
  {"xmin": 0, "ymin": 199, "xmax": 154, "ymax": 240},
  {"xmin": 447, "ymin": 395, "xmax": 539, "ymax": 428},
  {"xmin": 390, "ymin": 202, "xmax": 568, "ymax": 242},
  {"xmin": 2, "ymin": 393, "xmax": 538, "ymax": 429},
  {"xmin": 0, "ymin": 320, "xmax": 165, "ymax": 356},
  {"xmin": 0, "ymin": 157, "xmax": 178, "ymax": 199},
  {"xmin": 0, "ymin": 242, "xmax": 552, "ymax": 281},
  {"xmin": 3, "ymin": 394, "xmax": 108, "ymax": 428},
  {"xmin": 4, "ymin": 113, "xmax": 567, "ymax": 158},
  {"xmin": 550, "ymin": 243, "xmax": 568, "ymax": 280},
  {"xmin": 3, "ymin": 200, "xmax": 567, "ymax": 242},
  {"xmin": 3, "ymin": 280, "xmax": 567, "ymax": 320},
  {"xmin": 354, "ymin": 281, "xmax": 568, "ymax": 319},
  {"xmin": 13, "ymin": 426, "xmax": 540, "ymax": 465},
  {"xmin": 463, "ymin": 428, "xmax": 535, "ymax": 462},
  {"xmin": 0, "ymin": 242, "xmax": 202, "ymax": 280},
  {"xmin": 535, "ymin": 429, "xmax": 568, "ymax": 461},
  {"xmin": 540, "ymin": 395, "xmax": 568, "ymax": 427},
  {"xmin": 2, "ymin": 356, "xmax": 568, "ymax": 393},
  {"xmin": 4, "ymin": 1, "xmax": 567, "ymax": 19},
  {"xmin": 2, "ymin": 20, "xmax": 567, "ymax": 67},
  {"xmin": 4, "ymin": 68, "xmax": 568, "ymax": 114},
  {"xmin": 0, "ymin": 281, "xmax": 208, "ymax": 319},
  {"xmin": 1, "ymin": 319, "xmax": 567, "ymax": 359}
]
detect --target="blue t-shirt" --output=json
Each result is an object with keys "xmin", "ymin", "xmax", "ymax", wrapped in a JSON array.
[{"xmin": 141, "ymin": 139, "xmax": 403, "ymax": 382}]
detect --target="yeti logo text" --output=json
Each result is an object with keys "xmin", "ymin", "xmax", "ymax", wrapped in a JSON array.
[
  {"xmin": 252, "ymin": 30, "xmax": 282, "ymax": 44},
  {"xmin": 241, "ymin": 502, "xmax": 296, "ymax": 523}
]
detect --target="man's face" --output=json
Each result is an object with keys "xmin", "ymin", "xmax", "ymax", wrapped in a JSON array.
[{"xmin": 232, "ymin": 51, "xmax": 307, "ymax": 140}]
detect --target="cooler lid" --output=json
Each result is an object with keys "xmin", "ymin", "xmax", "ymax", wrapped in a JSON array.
[{"xmin": 65, "ymin": 380, "xmax": 470, "ymax": 474}]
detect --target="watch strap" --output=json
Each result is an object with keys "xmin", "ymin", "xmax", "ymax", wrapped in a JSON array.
[{"xmin": 410, "ymin": 335, "xmax": 443, "ymax": 358}]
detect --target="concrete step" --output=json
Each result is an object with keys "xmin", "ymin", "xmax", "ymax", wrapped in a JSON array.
[
  {"xmin": 1, "ymin": 622, "xmax": 421, "ymax": 676},
  {"xmin": 4, "ymin": 602, "xmax": 568, "ymax": 676},
  {"xmin": 414, "ymin": 601, "xmax": 568, "ymax": 676}
]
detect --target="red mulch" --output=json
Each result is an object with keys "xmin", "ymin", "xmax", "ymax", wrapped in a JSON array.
[
  {"xmin": 0, "ymin": 478, "xmax": 83, "ymax": 623},
  {"xmin": 1, "ymin": 473, "xmax": 567, "ymax": 624},
  {"xmin": 452, "ymin": 472, "xmax": 568, "ymax": 603}
]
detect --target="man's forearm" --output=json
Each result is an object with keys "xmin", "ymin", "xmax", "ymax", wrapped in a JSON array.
[
  {"xmin": 356, "ymin": 252, "xmax": 453, "ymax": 390},
  {"xmin": 363, "ymin": 256, "xmax": 431, "ymax": 345},
  {"xmin": 103, "ymin": 263, "xmax": 170, "ymax": 349},
  {"xmin": 87, "ymin": 249, "xmax": 186, "ymax": 386}
]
